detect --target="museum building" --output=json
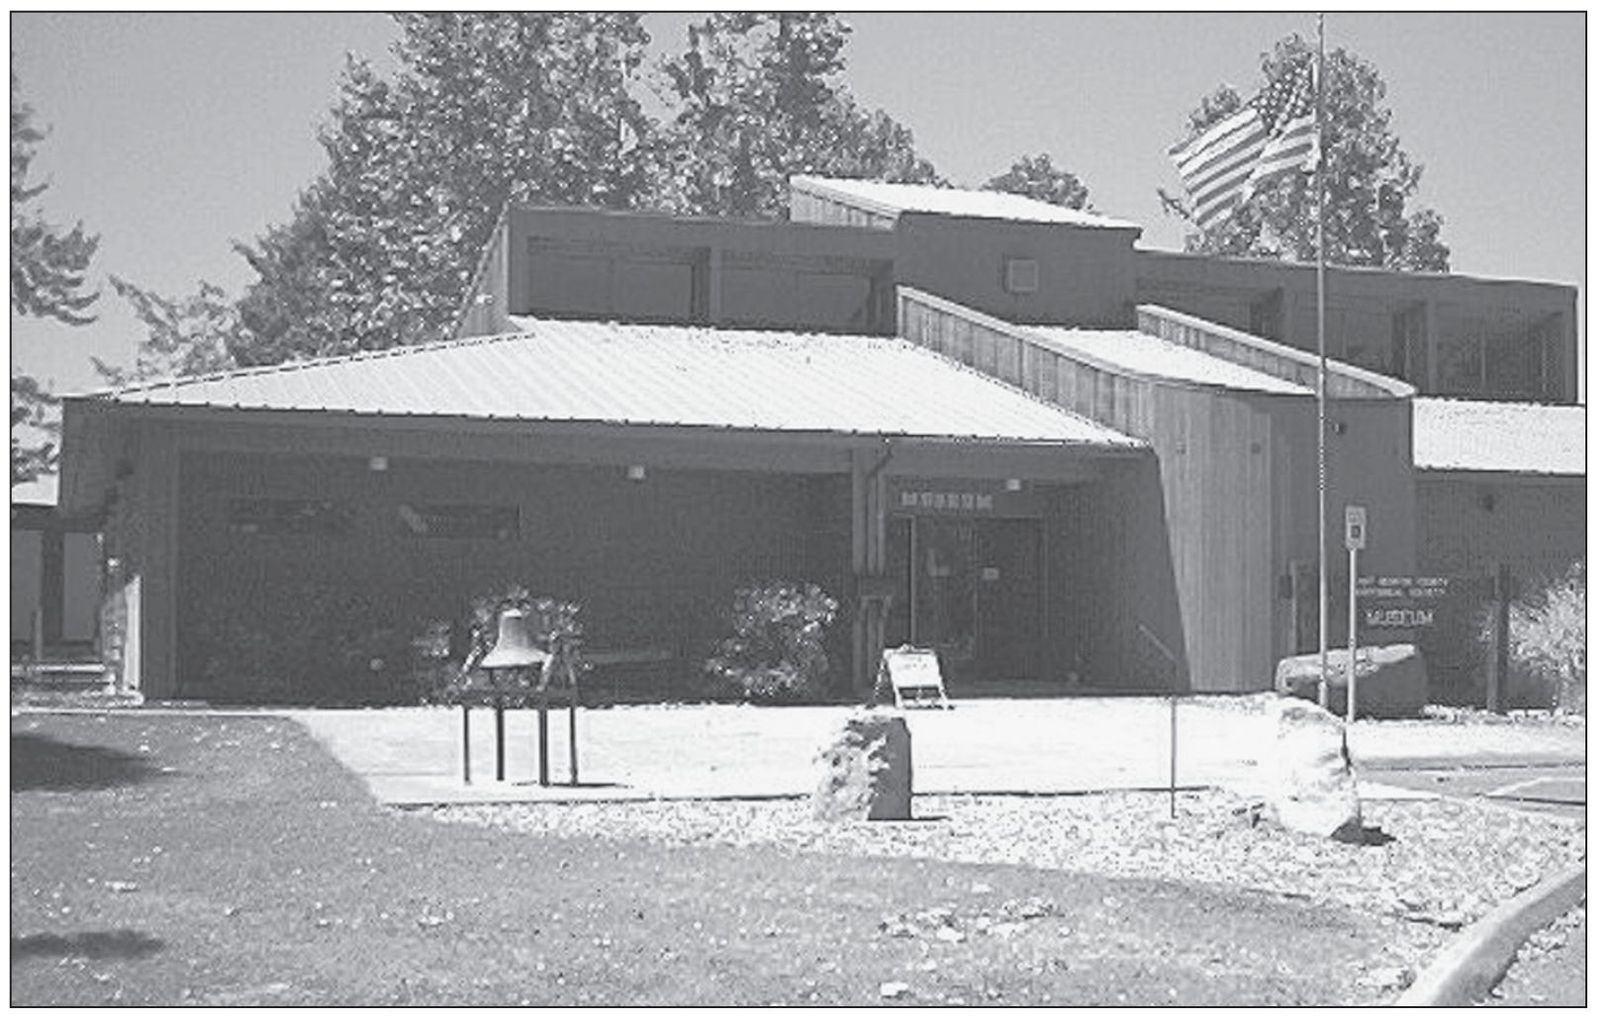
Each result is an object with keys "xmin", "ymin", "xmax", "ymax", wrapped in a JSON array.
[{"xmin": 56, "ymin": 177, "xmax": 1584, "ymax": 703}]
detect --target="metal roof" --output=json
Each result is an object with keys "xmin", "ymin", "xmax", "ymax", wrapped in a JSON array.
[
  {"xmin": 1023, "ymin": 326, "xmax": 1311, "ymax": 395},
  {"xmin": 792, "ymin": 176, "xmax": 1141, "ymax": 231},
  {"xmin": 1413, "ymin": 398, "xmax": 1585, "ymax": 476},
  {"xmin": 91, "ymin": 318, "xmax": 1145, "ymax": 449}
]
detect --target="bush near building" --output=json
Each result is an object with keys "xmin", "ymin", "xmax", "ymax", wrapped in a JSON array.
[
  {"xmin": 1508, "ymin": 561, "xmax": 1586, "ymax": 715},
  {"xmin": 706, "ymin": 581, "xmax": 839, "ymax": 704}
]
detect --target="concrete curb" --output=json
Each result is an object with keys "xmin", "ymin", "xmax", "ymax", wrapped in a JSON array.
[{"xmin": 1396, "ymin": 862, "xmax": 1586, "ymax": 1006}]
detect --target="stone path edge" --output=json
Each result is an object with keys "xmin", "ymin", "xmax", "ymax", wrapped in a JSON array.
[{"xmin": 1395, "ymin": 862, "xmax": 1586, "ymax": 1006}]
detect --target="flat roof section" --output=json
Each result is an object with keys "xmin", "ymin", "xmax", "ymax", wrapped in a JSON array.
[
  {"xmin": 88, "ymin": 318, "xmax": 1146, "ymax": 450},
  {"xmin": 792, "ymin": 176, "xmax": 1141, "ymax": 231},
  {"xmin": 1413, "ymin": 398, "xmax": 1585, "ymax": 476},
  {"xmin": 1022, "ymin": 326, "xmax": 1311, "ymax": 396}
]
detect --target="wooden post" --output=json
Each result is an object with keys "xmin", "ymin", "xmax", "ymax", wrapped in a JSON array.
[{"xmin": 1487, "ymin": 563, "xmax": 1512, "ymax": 713}]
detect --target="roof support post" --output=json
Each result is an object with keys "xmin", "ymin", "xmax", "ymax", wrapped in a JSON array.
[
  {"xmin": 849, "ymin": 442, "xmax": 894, "ymax": 697},
  {"xmin": 127, "ymin": 424, "xmax": 181, "ymax": 700}
]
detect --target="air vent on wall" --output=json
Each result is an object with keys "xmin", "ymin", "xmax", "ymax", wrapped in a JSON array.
[{"xmin": 1004, "ymin": 257, "xmax": 1040, "ymax": 295}]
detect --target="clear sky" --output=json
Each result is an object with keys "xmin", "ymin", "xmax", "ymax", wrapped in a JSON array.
[{"xmin": 7, "ymin": 11, "xmax": 1588, "ymax": 399}]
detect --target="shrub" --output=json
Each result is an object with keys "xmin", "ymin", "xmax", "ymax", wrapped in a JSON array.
[
  {"xmin": 706, "ymin": 581, "xmax": 838, "ymax": 704},
  {"xmin": 1508, "ymin": 562, "xmax": 1586, "ymax": 715}
]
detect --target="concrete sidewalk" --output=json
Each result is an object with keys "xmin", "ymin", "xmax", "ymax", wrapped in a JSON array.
[{"xmin": 286, "ymin": 696, "xmax": 1586, "ymax": 807}]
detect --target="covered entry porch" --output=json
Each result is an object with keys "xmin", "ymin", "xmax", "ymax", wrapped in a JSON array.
[{"xmin": 60, "ymin": 321, "xmax": 1149, "ymax": 703}]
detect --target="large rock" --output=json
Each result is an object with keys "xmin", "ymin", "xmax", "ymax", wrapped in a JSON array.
[
  {"xmin": 1263, "ymin": 696, "xmax": 1362, "ymax": 840},
  {"xmin": 1274, "ymin": 644, "xmax": 1429, "ymax": 719},
  {"xmin": 811, "ymin": 710, "xmax": 912, "ymax": 822}
]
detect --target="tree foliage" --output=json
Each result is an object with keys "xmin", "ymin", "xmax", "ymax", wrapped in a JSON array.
[
  {"xmin": 1161, "ymin": 34, "xmax": 1449, "ymax": 271},
  {"xmin": 11, "ymin": 68, "xmax": 99, "ymax": 485},
  {"xmin": 982, "ymin": 153, "xmax": 1091, "ymax": 211},
  {"xmin": 11, "ymin": 374, "xmax": 58, "ymax": 486},
  {"xmin": 231, "ymin": 13, "xmax": 661, "ymax": 364},
  {"xmin": 10, "ymin": 69, "xmax": 99, "ymax": 325},
  {"xmin": 117, "ymin": 13, "xmax": 945, "ymax": 375},
  {"xmin": 658, "ymin": 12, "xmax": 941, "ymax": 219},
  {"xmin": 93, "ymin": 277, "xmax": 243, "ymax": 387}
]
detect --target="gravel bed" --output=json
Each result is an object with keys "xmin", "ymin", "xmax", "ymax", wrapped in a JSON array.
[{"xmin": 427, "ymin": 789, "xmax": 1583, "ymax": 985}]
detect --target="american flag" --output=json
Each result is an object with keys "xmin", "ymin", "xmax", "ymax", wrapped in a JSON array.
[{"xmin": 1170, "ymin": 59, "xmax": 1319, "ymax": 231}]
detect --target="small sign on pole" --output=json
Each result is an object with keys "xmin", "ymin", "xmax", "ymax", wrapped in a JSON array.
[
  {"xmin": 1344, "ymin": 504, "xmax": 1367, "ymax": 552},
  {"xmin": 1344, "ymin": 505, "xmax": 1366, "ymax": 722}
]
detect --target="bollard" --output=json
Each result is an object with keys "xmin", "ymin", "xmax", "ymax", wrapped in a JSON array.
[{"xmin": 1169, "ymin": 694, "xmax": 1178, "ymax": 819}]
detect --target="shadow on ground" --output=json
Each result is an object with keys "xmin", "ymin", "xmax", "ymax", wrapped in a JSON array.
[
  {"xmin": 10, "ymin": 929, "xmax": 165, "ymax": 962},
  {"xmin": 9, "ymin": 733, "xmax": 171, "ymax": 792}
]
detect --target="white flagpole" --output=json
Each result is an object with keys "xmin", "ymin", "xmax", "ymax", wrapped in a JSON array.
[{"xmin": 1315, "ymin": 12, "xmax": 1330, "ymax": 709}]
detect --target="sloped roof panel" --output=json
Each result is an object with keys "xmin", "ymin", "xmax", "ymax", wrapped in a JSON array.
[
  {"xmin": 1413, "ymin": 398, "xmax": 1585, "ymax": 476},
  {"xmin": 1024, "ymin": 326, "xmax": 1311, "ymax": 395},
  {"xmin": 93, "ymin": 319, "xmax": 1144, "ymax": 450},
  {"xmin": 793, "ymin": 176, "xmax": 1141, "ymax": 231}
]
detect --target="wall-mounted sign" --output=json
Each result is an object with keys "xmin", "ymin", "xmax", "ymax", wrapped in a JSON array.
[
  {"xmin": 1356, "ymin": 575, "xmax": 1450, "ymax": 629},
  {"xmin": 898, "ymin": 489, "xmax": 995, "ymax": 512},
  {"xmin": 886, "ymin": 477, "xmax": 1044, "ymax": 518}
]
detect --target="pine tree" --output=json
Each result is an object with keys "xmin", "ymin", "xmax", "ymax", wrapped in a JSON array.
[{"xmin": 11, "ymin": 68, "xmax": 99, "ymax": 484}]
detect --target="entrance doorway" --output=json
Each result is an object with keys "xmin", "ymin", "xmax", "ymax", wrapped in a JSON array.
[{"xmin": 886, "ymin": 515, "xmax": 1043, "ymax": 681}]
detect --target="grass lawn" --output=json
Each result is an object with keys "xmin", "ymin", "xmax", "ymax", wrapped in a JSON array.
[{"xmin": 13, "ymin": 711, "xmax": 1409, "ymax": 1006}]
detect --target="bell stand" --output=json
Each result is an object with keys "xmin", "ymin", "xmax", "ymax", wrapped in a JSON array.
[
  {"xmin": 459, "ymin": 656, "xmax": 580, "ymax": 787},
  {"xmin": 532, "ymin": 645, "xmax": 580, "ymax": 787}
]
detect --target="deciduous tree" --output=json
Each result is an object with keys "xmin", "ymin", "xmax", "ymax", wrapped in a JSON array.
[
  {"xmin": 983, "ymin": 153, "xmax": 1092, "ymax": 211},
  {"xmin": 226, "ymin": 13, "xmax": 659, "ymax": 364},
  {"xmin": 658, "ymin": 12, "xmax": 941, "ymax": 219}
]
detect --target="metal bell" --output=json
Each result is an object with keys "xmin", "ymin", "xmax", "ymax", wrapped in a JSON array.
[{"xmin": 477, "ymin": 608, "xmax": 550, "ymax": 670}]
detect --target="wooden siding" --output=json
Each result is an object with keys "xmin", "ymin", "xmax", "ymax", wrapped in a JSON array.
[
  {"xmin": 789, "ymin": 188, "xmax": 898, "ymax": 229},
  {"xmin": 1136, "ymin": 306, "xmax": 1405, "ymax": 399},
  {"xmin": 897, "ymin": 287, "xmax": 1416, "ymax": 692}
]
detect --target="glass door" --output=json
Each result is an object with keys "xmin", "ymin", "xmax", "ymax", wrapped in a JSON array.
[{"xmin": 912, "ymin": 518, "xmax": 977, "ymax": 669}]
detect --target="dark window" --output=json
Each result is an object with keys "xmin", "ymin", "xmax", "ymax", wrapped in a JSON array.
[
  {"xmin": 1391, "ymin": 304, "xmax": 1426, "ymax": 386},
  {"xmin": 398, "ymin": 503, "xmax": 519, "ymax": 540},
  {"xmin": 1248, "ymin": 289, "xmax": 1284, "ymax": 341},
  {"xmin": 228, "ymin": 499, "xmax": 354, "ymax": 536}
]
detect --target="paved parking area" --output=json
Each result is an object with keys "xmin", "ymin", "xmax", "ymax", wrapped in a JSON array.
[{"xmin": 285, "ymin": 696, "xmax": 1585, "ymax": 807}]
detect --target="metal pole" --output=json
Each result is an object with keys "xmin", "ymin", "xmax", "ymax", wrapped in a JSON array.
[
  {"xmin": 1169, "ymin": 694, "xmax": 1179, "ymax": 819},
  {"xmin": 538, "ymin": 693, "xmax": 550, "ymax": 787},
  {"xmin": 1315, "ymin": 12, "xmax": 1331, "ymax": 710},
  {"xmin": 1347, "ymin": 546, "xmax": 1359, "ymax": 724},
  {"xmin": 568, "ymin": 684, "xmax": 579, "ymax": 786},
  {"xmin": 494, "ymin": 703, "xmax": 506, "ymax": 782},
  {"xmin": 461, "ymin": 703, "xmax": 471, "ymax": 785}
]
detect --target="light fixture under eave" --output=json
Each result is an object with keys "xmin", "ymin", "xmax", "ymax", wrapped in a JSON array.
[
  {"xmin": 1005, "ymin": 478, "xmax": 1023, "ymax": 492},
  {"xmin": 369, "ymin": 456, "xmax": 390, "ymax": 472},
  {"xmin": 627, "ymin": 465, "xmax": 647, "ymax": 481}
]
